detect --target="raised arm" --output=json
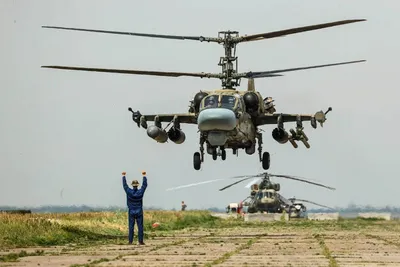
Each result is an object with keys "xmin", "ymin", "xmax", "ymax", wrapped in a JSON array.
[
  {"xmin": 141, "ymin": 176, "xmax": 148, "ymax": 193},
  {"xmin": 122, "ymin": 175, "xmax": 130, "ymax": 193}
]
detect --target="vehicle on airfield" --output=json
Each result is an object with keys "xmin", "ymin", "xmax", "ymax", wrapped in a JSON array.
[{"xmin": 41, "ymin": 19, "xmax": 366, "ymax": 170}]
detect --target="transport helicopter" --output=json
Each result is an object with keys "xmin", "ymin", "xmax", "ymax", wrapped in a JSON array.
[
  {"xmin": 41, "ymin": 19, "xmax": 366, "ymax": 170},
  {"xmin": 166, "ymin": 171, "xmax": 335, "ymax": 216},
  {"xmin": 219, "ymin": 172, "xmax": 335, "ymax": 214}
]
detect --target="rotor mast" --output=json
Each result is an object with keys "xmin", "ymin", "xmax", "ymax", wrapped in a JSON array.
[{"xmin": 217, "ymin": 31, "xmax": 240, "ymax": 89}]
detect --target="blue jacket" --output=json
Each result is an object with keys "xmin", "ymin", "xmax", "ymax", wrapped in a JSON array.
[{"xmin": 122, "ymin": 176, "xmax": 147, "ymax": 213}]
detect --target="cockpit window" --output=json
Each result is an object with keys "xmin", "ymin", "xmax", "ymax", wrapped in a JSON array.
[
  {"xmin": 220, "ymin": 95, "xmax": 237, "ymax": 109},
  {"xmin": 203, "ymin": 95, "xmax": 218, "ymax": 108},
  {"xmin": 263, "ymin": 192, "xmax": 274, "ymax": 198}
]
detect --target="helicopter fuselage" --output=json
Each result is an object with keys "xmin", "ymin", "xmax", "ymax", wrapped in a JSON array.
[{"xmin": 192, "ymin": 87, "xmax": 274, "ymax": 159}]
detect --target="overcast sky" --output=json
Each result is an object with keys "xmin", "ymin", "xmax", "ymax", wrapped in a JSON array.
[{"xmin": 1, "ymin": 0, "xmax": 399, "ymax": 210}]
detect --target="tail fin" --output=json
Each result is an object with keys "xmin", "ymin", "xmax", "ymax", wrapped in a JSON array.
[{"xmin": 247, "ymin": 78, "xmax": 255, "ymax": 92}]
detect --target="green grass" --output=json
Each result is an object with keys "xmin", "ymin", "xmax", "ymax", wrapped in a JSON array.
[
  {"xmin": 0, "ymin": 249, "xmax": 44, "ymax": 262},
  {"xmin": 0, "ymin": 210, "xmax": 398, "ymax": 249}
]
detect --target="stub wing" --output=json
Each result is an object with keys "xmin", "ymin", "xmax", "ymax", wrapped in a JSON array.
[
  {"xmin": 255, "ymin": 107, "xmax": 332, "ymax": 128},
  {"xmin": 254, "ymin": 108, "xmax": 332, "ymax": 149},
  {"xmin": 128, "ymin": 108, "xmax": 197, "ymax": 127}
]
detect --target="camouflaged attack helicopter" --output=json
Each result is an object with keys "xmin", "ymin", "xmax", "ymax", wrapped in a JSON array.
[{"xmin": 41, "ymin": 19, "xmax": 366, "ymax": 170}]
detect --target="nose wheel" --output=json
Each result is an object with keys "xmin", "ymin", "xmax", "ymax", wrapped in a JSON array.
[{"xmin": 212, "ymin": 147, "xmax": 226, "ymax": 160}]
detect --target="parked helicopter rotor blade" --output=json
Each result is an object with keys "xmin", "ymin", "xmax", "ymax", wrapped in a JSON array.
[
  {"xmin": 237, "ymin": 19, "xmax": 366, "ymax": 43},
  {"xmin": 166, "ymin": 178, "xmax": 228, "ymax": 191},
  {"xmin": 41, "ymin": 66, "xmax": 222, "ymax": 78},
  {"xmin": 42, "ymin": 26, "xmax": 221, "ymax": 43},
  {"xmin": 289, "ymin": 198, "xmax": 334, "ymax": 210},
  {"xmin": 166, "ymin": 176, "xmax": 251, "ymax": 191},
  {"xmin": 244, "ymin": 178, "xmax": 262, "ymax": 188},
  {"xmin": 219, "ymin": 177, "xmax": 254, "ymax": 191},
  {"xmin": 231, "ymin": 173, "xmax": 265, "ymax": 179},
  {"xmin": 270, "ymin": 174, "xmax": 336, "ymax": 190},
  {"xmin": 237, "ymin": 60, "xmax": 366, "ymax": 79}
]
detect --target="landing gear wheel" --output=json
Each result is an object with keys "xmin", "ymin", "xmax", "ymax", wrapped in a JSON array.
[
  {"xmin": 262, "ymin": 152, "xmax": 270, "ymax": 170},
  {"xmin": 221, "ymin": 149, "xmax": 226, "ymax": 160},
  {"xmin": 193, "ymin": 152, "xmax": 201, "ymax": 170},
  {"xmin": 212, "ymin": 150, "xmax": 217, "ymax": 160}
]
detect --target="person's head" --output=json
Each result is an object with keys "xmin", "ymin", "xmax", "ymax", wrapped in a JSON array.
[
  {"xmin": 131, "ymin": 180, "xmax": 139, "ymax": 188},
  {"xmin": 182, "ymin": 201, "xmax": 184, "ymax": 204}
]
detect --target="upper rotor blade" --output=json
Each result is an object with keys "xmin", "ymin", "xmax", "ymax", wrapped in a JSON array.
[
  {"xmin": 41, "ymin": 66, "xmax": 221, "ymax": 78},
  {"xmin": 239, "ymin": 60, "xmax": 366, "ymax": 78},
  {"xmin": 270, "ymin": 174, "xmax": 335, "ymax": 190},
  {"xmin": 219, "ymin": 177, "xmax": 253, "ymax": 191},
  {"xmin": 42, "ymin": 26, "xmax": 219, "ymax": 42},
  {"xmin": 237, "ymin": 19, "xmax": 366, "ymax": 42},
  {"xmin": 292, "ymin": 198, "xmax": 334, "ymax": 210}
]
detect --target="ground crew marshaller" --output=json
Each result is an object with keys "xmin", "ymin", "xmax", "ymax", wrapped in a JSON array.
[{"xmin": 122, "ymin": 171, "xmax": 148, "ymax": 245}]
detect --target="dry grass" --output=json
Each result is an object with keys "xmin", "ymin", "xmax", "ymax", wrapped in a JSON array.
[
  {"xmin": 1, "ymin": 212, "xmax": 400, "ymax": 266},
  {"xmin": 1, "ymin": 210, "xmax": 398, "ymax": 249}
]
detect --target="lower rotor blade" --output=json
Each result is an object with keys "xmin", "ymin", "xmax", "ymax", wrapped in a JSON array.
[
  {"xmin": 41, "ymin": 66, "xmax": 220, "ymax": 78},
  {"xmin": 242, "ymin": 60, "xmax": 366, "ymax": 78}
]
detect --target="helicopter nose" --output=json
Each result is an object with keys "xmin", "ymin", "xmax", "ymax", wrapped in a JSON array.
[{"xmin": 198, "ymin": 108, "xmax": 237, "ymax": 131}]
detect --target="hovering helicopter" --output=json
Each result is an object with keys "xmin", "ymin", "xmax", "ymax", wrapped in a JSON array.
[{"xmin": 41, "ymin": 19, "xmax": 366, "ymax": 170}]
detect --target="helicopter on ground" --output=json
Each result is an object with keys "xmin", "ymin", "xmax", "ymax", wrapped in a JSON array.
[
  {"xmin": 41, "ymin": 19, "xmax": 366, "ymax": 170},
  {"xmin": 283, "ymin": 197, "xmax": 335, "ymax": 219},
  {"xmin": 166, "ymin": 171, "xmax": 335, "ymax": 217},
  {"xmin": 221, "ymin": 172, "xmax": 335, "ymax": 215}
]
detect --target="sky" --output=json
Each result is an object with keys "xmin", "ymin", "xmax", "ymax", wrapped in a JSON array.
[{"xmin": 1, "ymin": 0, "xmax": 399, "ymax": 210}]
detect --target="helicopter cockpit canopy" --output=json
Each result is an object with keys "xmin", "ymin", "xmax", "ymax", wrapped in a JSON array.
[
  {"xmin": 200, "ymin": 94, "xmax": 239, "ymax": 111},
  {"xmin": 257, "ymin": 191, "xmax": 276, "ymax": 199}
]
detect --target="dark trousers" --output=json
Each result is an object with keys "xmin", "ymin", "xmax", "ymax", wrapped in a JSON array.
[{"xmin": 128, "ymin": 209, "xmax": 144, "ymax": 243}]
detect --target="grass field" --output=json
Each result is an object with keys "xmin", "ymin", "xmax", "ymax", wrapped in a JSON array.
[{"xmin": 0, "ymin": 210, "xmax": 399, "ymax": 266}]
